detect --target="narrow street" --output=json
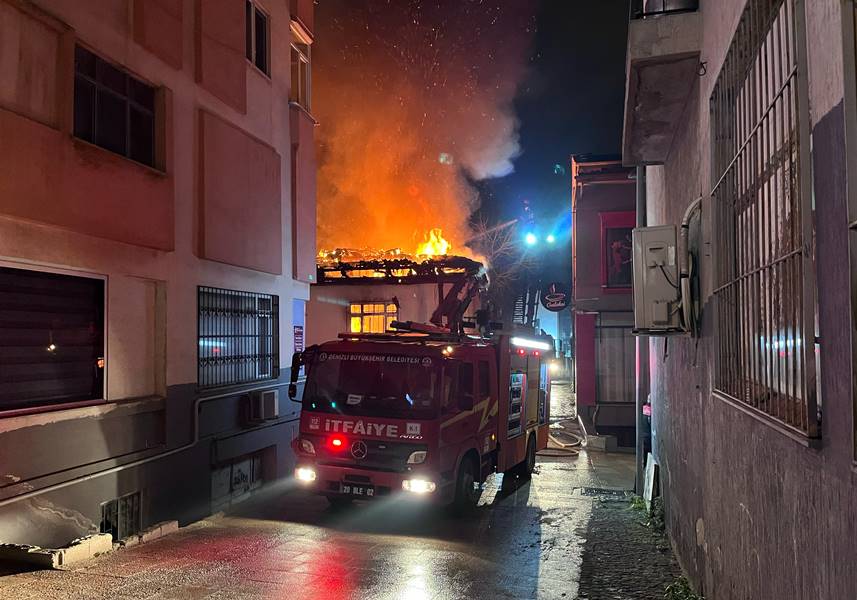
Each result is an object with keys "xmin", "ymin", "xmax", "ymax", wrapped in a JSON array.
[{"xmin": 0, "ymin": 388, "xmax": 680, "ymax": 600}]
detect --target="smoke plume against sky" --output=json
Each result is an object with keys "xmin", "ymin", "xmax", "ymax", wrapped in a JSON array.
[{"xmin": 314, "ymin": 0, "xmax": 537, "ymax": 255}]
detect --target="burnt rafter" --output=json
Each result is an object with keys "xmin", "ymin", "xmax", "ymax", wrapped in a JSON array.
[{"xmin": 316, "ymin": 255, "xmax": 485, "ymax": 285}]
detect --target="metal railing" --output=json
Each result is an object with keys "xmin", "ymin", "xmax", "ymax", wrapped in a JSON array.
[
  {"xmin": 710, "ymin": 0, "xmax": 818, "ymax": 437},
  {"xmin": 198, "ymin": 287, "xmax": 279, "ymax": 389},
  {"xmin": 630, "ymin": 0, "xmax": 699, "ymax": 19}
]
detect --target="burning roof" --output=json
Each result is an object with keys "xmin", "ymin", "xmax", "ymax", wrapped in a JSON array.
[{"xmin": 317, "ymin": 229, "xmax": 484, "ymax": 285}]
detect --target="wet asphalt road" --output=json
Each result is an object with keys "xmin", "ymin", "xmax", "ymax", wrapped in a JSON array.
[{"xmin": 0, "ymin": 385, "xmax": 643, "ymax": 600}]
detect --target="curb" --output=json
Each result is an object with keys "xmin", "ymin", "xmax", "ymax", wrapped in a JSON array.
[
  {"xmin": 0, "ymin": 520, "xmax": 179, "ymax": 569},
  {"xmin": 0, "ymin": 533, "xmax": 113, "ymax": 569},
  {"xmin": 119, "ymin": 520, "xmax": 179, "ymax": 548}
]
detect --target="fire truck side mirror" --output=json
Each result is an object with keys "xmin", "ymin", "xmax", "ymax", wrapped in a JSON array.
[{"xmin": 288, "ymin": 351, "xmax": 303, "ymax": 401}]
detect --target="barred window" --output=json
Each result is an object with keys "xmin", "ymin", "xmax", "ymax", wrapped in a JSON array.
[
  {"xmin": 349, "ymin": 302, "xmax": 397, "ymax": 334},
  {"xmin": 710, "ymin": 0, "xmax": 818, "ymax": 436},
  {"xmin": 198, "ymin": 287, "xmax": 279, "ymax": 388}
]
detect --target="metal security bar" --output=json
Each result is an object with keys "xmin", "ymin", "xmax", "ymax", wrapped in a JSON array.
[
  {"xmin": 630, "ymin": 0, "xmax": 699, "ymax": 19},
  {"xmin": 198, "ymin": 287, "xmax": 279, "ymax": 388},
  {"xmin": 710, "ymin": 0, "xmax": 818, "ymax": 436}
]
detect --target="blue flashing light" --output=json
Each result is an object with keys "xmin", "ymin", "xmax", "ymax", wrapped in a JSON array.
[
  {"xmin": 525, "ymin": 232, "xmax": 538, "ymax": 246},
  {"xmin": 546, "ymin": 234, "xmax": 556, "ymax": 244}
]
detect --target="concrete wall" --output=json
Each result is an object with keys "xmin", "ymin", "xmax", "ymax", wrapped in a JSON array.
[
  {"xmin": 0, "ymin": 0, "xmax": 315, "ymax": 546},
  {"xmin": 642, "ymin": 1, "xmax": 857, "ymax": 597}
]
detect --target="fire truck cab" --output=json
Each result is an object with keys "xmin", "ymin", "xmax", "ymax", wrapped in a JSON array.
[{"xmin": 289, "ymin": 328, "xmax": 553, "ymax": 510}]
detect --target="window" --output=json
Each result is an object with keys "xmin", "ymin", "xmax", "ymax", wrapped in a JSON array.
[
  {"xmin": 100, "ymin": 491, "xmax": 141, "ymax": 541},
  {"xmin": 198, "ymin": 287, "xmax": 279, "ymax": 388},
  {"xmin": 349, "ymin": 302, "xmax": 397, "ymax": 334},
  {"xmin": 600, "ymin": 212, "xmax": 635, "ymax": 290},
  {"xmin": 73, "ymin": 45, "xmax": 157, "ymax": 168},
  {"xmin": 0, "ymin": 265, "xmax": 105, "ymax": 412},
  {"xmin": 290, "ymin": 39, "xmax": 311, "ymax": 109},
  {"xmin": 478, "ymin": 361, "xmax": 490, "ymax": 400},
  {"xmin": 710, "ymin": 0, "xmax": 818, "ymax": 436},
  {"xmin": 246, "ymin": 1, "xmax": 270, "ymax": 75}
]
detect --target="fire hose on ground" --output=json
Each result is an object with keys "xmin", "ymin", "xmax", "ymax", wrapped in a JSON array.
[{"xmin": 538, "ymin": 417, "xmax": 584, "ymax": 457}]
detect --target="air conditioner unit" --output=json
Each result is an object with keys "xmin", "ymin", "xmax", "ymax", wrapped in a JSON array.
[
  {"xmin": 632, "ymin": 225, "xmax": 685, "ymax": 335},
  {"xmin": 248, "ymin": 389, "xmax": 280, "ymax": 422}
]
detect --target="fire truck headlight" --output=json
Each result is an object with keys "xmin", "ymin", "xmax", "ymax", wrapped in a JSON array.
[
  {"xmin": 299, "ymin": 439, "xmax": 316, "ymax": 455},
  {"xmin": 295, "ymin": 467, "xmax": 317, "ymax": 483},
  {"xmin": 402, "ymin": 479, "xmax": 436, "ymax": 494},
  {"xmin": 406, "ymin": 451, "xmax": 427, "ymax": 465}
]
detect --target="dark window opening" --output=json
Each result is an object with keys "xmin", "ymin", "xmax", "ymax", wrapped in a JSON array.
[
  {"xmin": 0, "ymin": 266, "xmax": 105, "ymax": 412},
  {"xmin": 478, "ymin": 361, "xmax": 490, "ymax": 398},
  {"xmin": 73, "ymin": 45, "xmax": 157, "ymax": 168},
  {"xmin": 198, "ymin": 287, "xmax": 279, "ymax": 388},
  {"xmin": 246, "ymin": 2, "xmax": 270, "ymax": 76}
]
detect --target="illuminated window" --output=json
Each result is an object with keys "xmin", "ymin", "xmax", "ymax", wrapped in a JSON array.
[
  {"xmin": 290, "ymin": 39, "xmax": 311, "ymax": 110},
  {"xmin": 348, "ymin": 302, "xmax": 397, "ymax": 334},
  {"xmin": 245, "ymin": 1, "xmax": 270, "ymax": 75},
  {"xmin": 73, "ymin": 45, "xmax": 157, "ymax": 168}
]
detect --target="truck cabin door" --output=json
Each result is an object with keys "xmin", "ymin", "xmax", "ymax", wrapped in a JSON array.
[{"xmin": 439, "ymin": 360, "xmax": 476, "ymax": 462}]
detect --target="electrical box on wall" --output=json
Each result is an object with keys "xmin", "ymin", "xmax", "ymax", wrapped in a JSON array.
[{"xmin": 632, "ymin": 225, "xmax": 684, "ymax": 335}]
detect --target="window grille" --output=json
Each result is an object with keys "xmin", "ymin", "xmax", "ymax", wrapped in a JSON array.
[
  {"xmin": 349, "ymin": 302, "xmax": 397, "ymax": 334},
  {"xmin": 198, "ymin": 287, "xmax": 279, "ymax": 388},
  {"xmin": 73, "ymin": 45, "xmax": 157, "ymax": 167},
  {"xmin": 0, "ymin": 266, "xmax": 104, "ymax": 412},
  {"xmin": 710, "ymin": 0, "xmax": 818, "ymax": 436},
  {"xmin": 100, "ymin": 491, "xmax": 141, "ymax": 540}
]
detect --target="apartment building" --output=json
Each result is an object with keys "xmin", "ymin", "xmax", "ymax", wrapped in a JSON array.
[
  {"xmin": 623, "ymin": 0, "xmax": 857, "ymax": 597},
  {"xmin": 0, "ymin": 0, "xmax": 316, "ymax": 547}
]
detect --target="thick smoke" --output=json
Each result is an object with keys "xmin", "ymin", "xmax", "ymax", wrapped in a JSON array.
[{"xmin": 314, "ymin": 0, "xmax": 536, "ymax": 254}]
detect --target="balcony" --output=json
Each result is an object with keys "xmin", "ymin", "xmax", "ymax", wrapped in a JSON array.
[
  {"xmin": 290, "ymin": 0, "xmax": 314, "ymax": 38},
  {"xmin": 622, "ymin": 0, "xmax": 701, "ymax": 165}
]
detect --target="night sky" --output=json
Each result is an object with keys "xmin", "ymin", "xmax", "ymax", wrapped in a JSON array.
[
  {"xmin": 485, "ymin": 1, "xmax": 630, "ymax": 280},
  {"xmin": 314, "ymin": 0, "xmax": 630, "ymax": 285}
]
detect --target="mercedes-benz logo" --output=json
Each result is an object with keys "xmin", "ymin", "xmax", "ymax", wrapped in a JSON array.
[{"xmin": 351, "ymin": 440, "xmax": 368, "ymax": 460}]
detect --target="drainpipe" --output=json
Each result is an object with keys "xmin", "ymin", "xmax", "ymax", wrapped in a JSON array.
[{"xmin": 635, "ymin": 165, "xmax": 650, "ymax": 495}]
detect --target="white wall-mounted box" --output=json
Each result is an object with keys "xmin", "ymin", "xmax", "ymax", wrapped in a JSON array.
[{"xmin": 632, "ymin": 225, "xmax": 684, "ymax": 334}]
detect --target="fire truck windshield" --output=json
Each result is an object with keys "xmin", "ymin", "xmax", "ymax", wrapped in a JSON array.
[{"xmin": 304, "ymin": 355, "xmax": 439, "ymax": 419}]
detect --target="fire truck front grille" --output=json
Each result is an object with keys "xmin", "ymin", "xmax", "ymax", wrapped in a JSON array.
[{"xmin": 309, "ymin": 436, "xmax": 427, "ymax": 472}]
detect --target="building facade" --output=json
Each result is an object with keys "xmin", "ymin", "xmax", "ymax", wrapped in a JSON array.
[
  {"xmin": 0, "ymin": 0, "xmax": 316, "ymax": 547},
  {"xmin": 623, "ymin": 0, "xmax": 857, "ymax": 597},
  {"xmin": 571, "ymin": 156, "xmax": 637, "ymax": 447}
]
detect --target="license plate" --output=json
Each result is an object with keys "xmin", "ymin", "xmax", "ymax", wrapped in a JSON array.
[{"xmin": 340, "ymin": 483, "xmax": 375, "ymax": 497}]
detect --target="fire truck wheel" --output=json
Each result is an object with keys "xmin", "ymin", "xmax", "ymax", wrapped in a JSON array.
[
  {"xmin": 452, "ymin": 456, "xmax": 481, "ymax": 514},
  {"xmin": 522, "ymin": 434, "xmax": 536, "ymax": 478}
]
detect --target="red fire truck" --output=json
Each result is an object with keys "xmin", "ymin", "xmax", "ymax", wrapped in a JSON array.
[{"xmin": 288, "ymin": 319, "xmax": 553, "ymax": 509}]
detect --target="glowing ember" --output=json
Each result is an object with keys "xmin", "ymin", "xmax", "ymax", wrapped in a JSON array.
[{"xmin": 416, "ymin": 229, "xmax": 451, "ymax": 257}]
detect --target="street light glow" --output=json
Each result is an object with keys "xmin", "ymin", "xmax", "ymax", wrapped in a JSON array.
[{"xmin": 525, "ymin": 232, "xmax": 538, "ymax": 246}]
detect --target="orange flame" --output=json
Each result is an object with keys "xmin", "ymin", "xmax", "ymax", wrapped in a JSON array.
[{"xmin": 415, "ymin": 229, "xmax": 451, "ymax": 257}]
